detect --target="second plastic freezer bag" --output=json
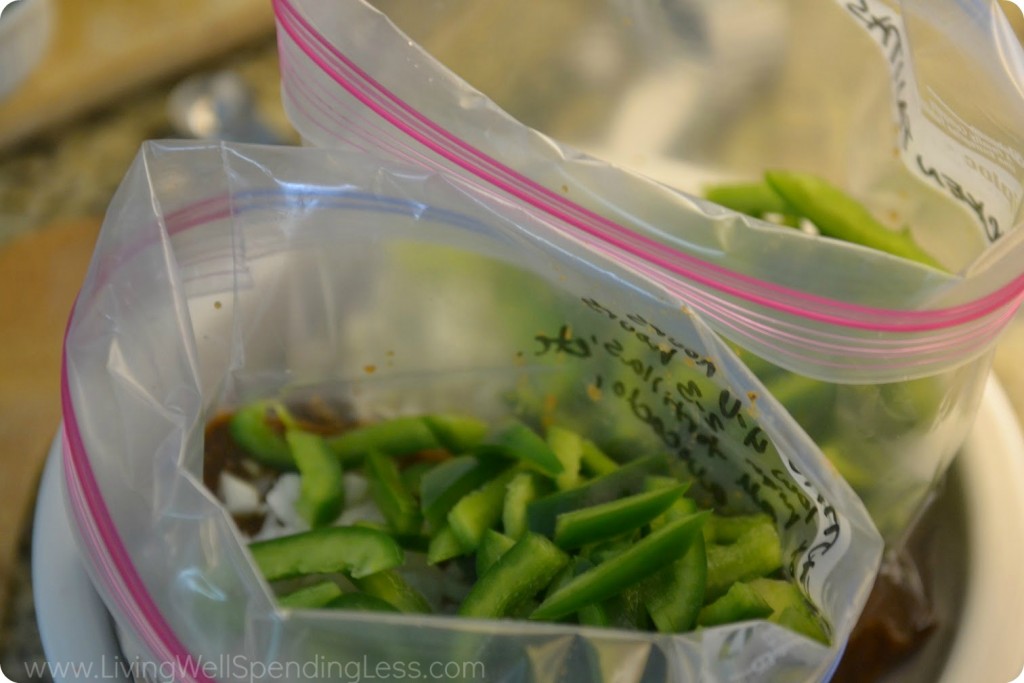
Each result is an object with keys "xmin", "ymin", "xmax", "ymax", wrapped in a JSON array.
[
  {"xmin": 61, "ymin": 141, "xmax": 880, "ymax": 683},
  {"xmin": 272, "ymin": 0, "xmax": 1024, "ymax": 544}
]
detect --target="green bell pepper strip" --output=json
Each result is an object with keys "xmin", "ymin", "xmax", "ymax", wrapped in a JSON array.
[
  {"xmin": 697, "ymin": 581, "xmax": 773, "ymax": 627},
  {"xmin": 420, "ymin": 455, "xmax": 510, "ymax": 530},
  {"xmin": 747, "ymin": 578, "xmax": 830, "ymax": 644},
  {"xmin": 531, "ymin": 512, "xmax": 708, "ymax": 622},
  {"xmin": 229, "ymin": 400, "xmax": 295, "ymax": 470},
  {"xmin": 552, "ymin": 484, "xmax": 689, "ymax": 550},
  {"xmin": 565, "ymin": 553, "xmax": 648, "ymax": 630},
  {"xmin": 502, "ymin": 471, "xmax": 551, "ymax": 540},
  {"xmin": 527, "ymin": 454, "xmax": 671, "ymax": 537},
  {"xmin": 643, "ymin": 474, "xmax": 685, "ymax": 491},
  {"xmin": 705, "ymin": 513, "xmax": 774, "ymax": 545},
  {"xmin": 458, "ymin": 533, "xmax": 570, "ymax": 619},
  {"xmin": 546, "ymin": 425, "xmax": 583, "ymax": 490},
  {"xmin": 327, "ymin": 593, "xmax": 401, "ymax": 613},
  {"xmin": 541, "ymin": 558, "xmax": 608, "ymax": 627},
  {"xmin": 476, "ymin": 529, "xmax": 516, "ymax": 577},
  {"xmin": 352, "ymin": 569, "xmax": 432, "ymax": 614},
  {"xmin": 399, "ymin": 460, "xmax": 433, "ymax": 493},
  {"xmin": 477, "ymin": 421, "xmax": 564, "ymax": 478},
  {"xmin": 763, "ymin": 170, "xmax": 943, "ymax": 269},
  {"xmin": 776, "ymin": 606, "xmax": 830, "ymax": 645},
  {"xmin": 642, "ymin": 530, "xmax": 706, "ymax": 633},
  {"xmin": 579, "ymin": 439, "xmax": 619, "ymax": 477},
  {"xmin": 603, "ymin": 586, "xmax": 651, "ymax": 631},
  {"xmin": 277, "ymin": 581, "xmax": 343, "ymax": 609},
  {"xmin": 447, "ymin": 468, "xmax": 519, "ymax": 551},
  {"xmin": 426, "ymin": 525, "xmax": 467, "ymax": 565},
  {"xmin": 705, "ymin": 521, "xmax": 784, "ymax": 601},
  {"xmin": 286, "ymin": 430, "xmax": 345, "ymax": 528},
  {"xmin": 249, "ymin": 527, "xmax": 404, "ymax": 581},
  {"xmin": 584, "ymin": 532, "xmax": 641, "ymax": 566},
  {"xmin": 423, "ymin": 414, "xmax": 489, "ymax": 453},
  {"xmin": 704, "ymin": 181, "xmax": 791, "ymax": 218},
  {"xmin": 640, "ymin": 486, "xmax": 705, "ymax": 632},
  {"xmin": 352, "ymin": 520, "xmax": 430, "ymax": 554},
  {"xmin": 365, "ymin": 451, "xmax": 422, "ymax": 535},
  {"xmin": 566, "ymin": 560, "xmax": 610, "ymax": 627},
  {"xmin": 326, "ymin": 417, "xmax": 440, "ymax": 465},
  {"xmin": 774, "ymin": 610, "xmax": 831, "ymax": 647}
]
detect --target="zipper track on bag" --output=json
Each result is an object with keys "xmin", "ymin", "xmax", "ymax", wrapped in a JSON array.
[
  {"xmin": 166, "ymin": 185, "xmax": 1022, "ymax": 370},
  {"xmin": 273, "ymin": 0, "xmax": 1024, "ymax": 339}
]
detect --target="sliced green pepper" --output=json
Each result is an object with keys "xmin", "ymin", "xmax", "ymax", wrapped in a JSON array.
[
  {"xmin": 705, "ymin": 513, "xmax": 775, "ymax": 545},
  {"xmin": 764, "ymin": 170, "xmax": 943, "ymax": 269},
  {"xmin": 579, "ymin": 439, "xmax": 619, "ymax": 477},
  {"xmin": 705, "ymin": 521, "xmax": 784, "ymax": 601},
  {"xmin": 642, "ymin": 532, "xmax": 706, "ymax": 633},
  {"xmin": 447, "ymin": 468, "xmax": 519, "ymax": 551},
  {"xmin": 352, "ymin": 569, "xmax": 431, "ymax": 614},
  {"xmin": 399, "ymin": 460, "xmax": 433, "ymax": 493},
  {"xmin": 286, "ymin": 429, "xmax": 345, "ymax": 528},
  {"xmin": 697, "ymin": 581, "xmax": 773, "ymax": 627},
  {"xmin": 365, "ymin": 451, "xmax": 422, "ymax": 535},
  {"xmin": 326, "ymin": 417, "xmax": 440, "ymax": 465},
  {"xmin": 704, "ymin": 181, "xmax": 791, "ymax": 218},
  {"xmin": 776, "ymin": 606, "xmax": 830, "ymax": 645},
  {"xmin": 502, "ymin": 471, "xmax": 551, "ymax": 540},
  {"xmin": 477, "ymin": 421, "xmax": 564, "ymax": 478},
  {"xmin": 458, "ymin": 532, "xmax": 569, "ymax": 619},
  {"xmin": 277, "ymin": 581, "xmax": 343, "ymax": 609},
  {"xmin": 229, "ymin": 400, "xmax": 294, "ymax": 470},
  {"xmin": 569, "ymin": 561, "xmax": 611, "ymax": 628},
  {"xmin": 352, "ymin": 520, "xmax": 429, "ymax": 554},
  {"xmin": 423, "ymin": 414, "xmax": 489, "ymax": 453},
  {"xmin": 603, "ymin": 586, "xmax": 651, "ymax": 631},
  {"xmin": 249, "ymin": 527, "xmax": 404, "ymax": 581},
  {"xmin": 426, "ymin": 524, "xmax": 467, "ymax": 565},
  {"xmin": 531, "ymin": 512, "xmax": 708, "ymax": 621},
  {"xmin": 476, "ymin": 529, "xmax": 516, "ymax": 576},
  {"xmin": 747, "ymin": 578, "xmax": 830, "ymax": 644},
  {"xmin": 641, "ymin": 487, "xmax": 705, "ymax": 633},
  {"xmin": 420, "ymin": 455, "xmax": 510, "ymax": 530},
  {"xmin": 546, "ymin": 425, "xmax": 583, "ymax": 489},
  {"xmin": 527, "ymin": 454, "xmax": 671, "ymax": 537},
  {"xmin": 552, "ymin": 484, "xmax": 688, "ymax": 550}
]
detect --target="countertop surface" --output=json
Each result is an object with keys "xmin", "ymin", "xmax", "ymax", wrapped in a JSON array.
[{"xmin": 1, "ymin": 3, "xmax": 1023, "ymax": 680}]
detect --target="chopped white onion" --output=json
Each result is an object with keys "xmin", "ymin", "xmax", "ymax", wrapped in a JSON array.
[
  {"xmin": 264, "ymin": 474, "xmax": 308, "ymax": 532},
  {"xmin": 218, "ymin": 472, "xmax": 263, "ymax": 515}
]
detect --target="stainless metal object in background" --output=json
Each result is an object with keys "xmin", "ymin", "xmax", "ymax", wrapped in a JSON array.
[{"xmin": 168, "ymin": 69, "xmax": 284, "ymax": 144}]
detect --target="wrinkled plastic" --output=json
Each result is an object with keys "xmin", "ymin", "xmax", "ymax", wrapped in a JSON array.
[
  {"xmin": 62, "ymin": 141, "xmax": 881, "ymax": 683},
  {"xmin": 273, "ymin": 0, "xmax": 1024, "ymax": 542}
]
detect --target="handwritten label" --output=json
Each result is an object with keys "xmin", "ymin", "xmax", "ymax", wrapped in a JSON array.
[
  {"xmin": 528, "ymin": 296, "xmax": 833, "ymax": 563},
  {"xmin": 782, "ymin": 458, "xmax": 849, "ymax": 600},
  {"xmin": 841, "ymin": 0, "xmax": 1019, "ymax": 243}
]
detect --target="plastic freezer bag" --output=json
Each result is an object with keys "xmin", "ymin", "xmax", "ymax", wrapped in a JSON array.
[
  {"xmin": 272, "ymin": 0, "xmax": 1024, "ymax": 543},
  {"xmin": 62, "ymin": 141, "xmax": 881, "ymax": 683}
]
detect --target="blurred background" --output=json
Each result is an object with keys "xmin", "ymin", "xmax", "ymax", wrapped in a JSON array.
[
  {"xmin": 0, "ymin": 0, "xmax": 1023, "ymax": 680},
  {"xmin": 0, "ymin": 0, "xmax": 293, "ymax": 677}
]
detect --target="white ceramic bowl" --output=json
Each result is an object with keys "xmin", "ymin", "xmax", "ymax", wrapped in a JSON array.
[
  {"xmin": 31, "ymin": 376, "xmax": 1024, "ymax": 682},
  {"xmin": 0, "ymin": 0, "xmax": 54, "ymax": 100}
]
